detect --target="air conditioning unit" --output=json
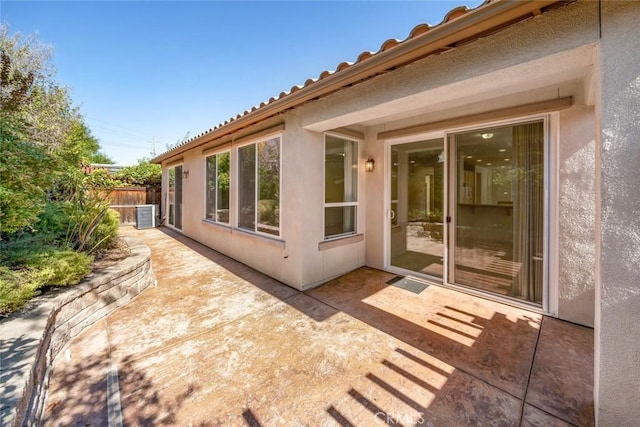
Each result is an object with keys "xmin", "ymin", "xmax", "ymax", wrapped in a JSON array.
[{"xmin": 136, "ymin": 204, "xmax": 159, "ymax": 229}]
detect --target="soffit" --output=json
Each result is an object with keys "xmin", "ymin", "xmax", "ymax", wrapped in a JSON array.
[{"xmin": 304, "ymin": 43, "xmax": 596, "ymax": 133}]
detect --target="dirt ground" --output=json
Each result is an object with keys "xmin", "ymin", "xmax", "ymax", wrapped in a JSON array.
[{"xmin": 91, "ymin": 237, "xmax": 131, "ymax": 270}]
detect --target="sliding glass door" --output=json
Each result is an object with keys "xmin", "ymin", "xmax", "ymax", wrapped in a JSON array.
[
  {"xmin": 387, "ymin": 119, "xmax": 546, "ymax": 307},
  {"xmin": 449, "ymin": 120, "xmax": 544, "ymax": 305},
  {"xmin": 390, "ymin": 139, "xmax": 445, "ymax": 278},
  {"xmin": 168, "ymin": 165, "xmax": 183, "ymax": 230}
]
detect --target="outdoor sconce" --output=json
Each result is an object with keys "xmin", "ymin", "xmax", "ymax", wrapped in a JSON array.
[
  {"xmin": 365, "ymin": 158, "xmax": 375, "ymax": 172},
  {"xmin": 182, "ymin": 170, "xmax": 189, "ymax": 179}
]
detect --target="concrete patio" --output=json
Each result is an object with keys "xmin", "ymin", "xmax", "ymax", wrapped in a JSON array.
[{"xmin": 43, "ymin": 227, "xmax": 593, "ymax": 426}]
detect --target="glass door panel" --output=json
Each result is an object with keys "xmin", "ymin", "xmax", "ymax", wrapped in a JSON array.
[
  {"xmin": 168, "ymin": 165, "xmax": 183, "ymax": 229},
  {"xmin": 390, "ymin": 139, "xmax": 445, "ymax": 278},
  {"xmin": 451, "ymin": 121, "xmax": 544, "ymax": 305}
]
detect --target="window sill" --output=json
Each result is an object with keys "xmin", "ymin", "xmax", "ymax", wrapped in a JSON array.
[
  {"xmin": 202, "ymin": 219, "xmax": 232, "ymax": 231},
  {"xmin": 318, "ymin": 233, "xmax": 364, "ymax": 251},
  {"xmin": 202, "ymin": 220, "xmax": 285, "ymax": 248},
  {"xmin": 233, "ymin": 227, "xmax": 286, "ymax": 248}
]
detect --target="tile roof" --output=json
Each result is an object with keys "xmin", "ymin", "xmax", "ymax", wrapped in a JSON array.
[{"xmin": 154, "ymin": 0, "xmax": 562, "ymax": 162}]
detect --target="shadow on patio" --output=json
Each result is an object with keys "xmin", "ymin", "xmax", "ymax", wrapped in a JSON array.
[{"xmin": 43, "ymin": 227, "xmax": 593, "ymax": 426}]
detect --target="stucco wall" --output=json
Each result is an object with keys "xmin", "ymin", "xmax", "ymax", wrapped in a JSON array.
[
  {"xmin": 160, "ymin": 0, "xmax": 604, "ymax": 326},
  {"xmin": 558, "ymin": 106, "xmax": 596, "ymax": 327},
  {"xmin": 341, "ymin": 0, "xmax": 598, "ymax": 326},
  {"xmin": 596, "ymin": 1, "xmax": 640, "ymax": 424},
  {"xmin": 162, "ymin": 116, "xmax": 304, "ymax": 289},
  {"xmin": 295, "ymin": 110, "xmax": 367, "ymax": 288},
  {"xmin": 301, "ymin": 1, "xmax": 599, "ymax": 132}
]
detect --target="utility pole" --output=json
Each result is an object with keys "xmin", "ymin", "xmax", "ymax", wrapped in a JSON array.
[{"xmin": 149, "ymin": 136, "xmax": 158, "ymax": 157}]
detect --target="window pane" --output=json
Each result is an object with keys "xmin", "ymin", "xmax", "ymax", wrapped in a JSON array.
[
  {"xmin": 257, "ymin": 138, "xmax": 280, "ymax": 235},
  {"xmin": 325, "ymin": 136, "xmax": 357, "ymax": 203},
  {"xmin": 216, "ymin": 152, "xmax": 230, "ymax": 223},
  {"xmin": 168, "ymin": 167, "xmax": 175, "ymax": 226},
  {"xmin": 453, "ymin": 121, "xmax": 544, "ymax": 305},
  {"xmin": 325, "ymin": 206, "xmax": 356, "ymax": 237},
  {"xmin": 205, "ymin": 156, "xmax": 216, "ymax": 220},
  {"xmin": 174, "ymin": 166, "xmax": 182, "ymax": 229},
  {"xmin": 238, "ymin": 144, "xmax": 256, "ymax": 231}
]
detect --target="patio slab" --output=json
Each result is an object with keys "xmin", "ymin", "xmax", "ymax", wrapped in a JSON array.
[{"xmin": 42, "ymin": 227, "xmax": 593, "ymax": 425}]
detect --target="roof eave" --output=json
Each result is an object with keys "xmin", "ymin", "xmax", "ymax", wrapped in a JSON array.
[{"xmin": 152, "ymin": 0, "xmax": 562, "ymax": 164}]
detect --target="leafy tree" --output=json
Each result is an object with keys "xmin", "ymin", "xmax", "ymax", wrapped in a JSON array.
[
  {"xmin": 114, "ymin": 158, "xmax": 161, "ymax": 186},
  {"xmin": 0, "ymin": 25, "xmax": 113, "ymax": 234},
  {"xmin": 90, "ymin": 151, "xmax": 114, "ymax": 164},
  {"xmin": 1, "ymin": 25, "xmax": 122, "ymax": 314},
  {"xmin": 0, "ymin": 25, "xmax": 51, "ymax": 113},
  {"xmin": 85, "ymin": 169, "xmax": 125, "ymax": 188},
  {"xmin": 0, "ymin": 124, "xmax": 54, "ymax": 233},
  {"xmin": 58, "ymin": 119, "xmax": 100, "ymax": 166}
]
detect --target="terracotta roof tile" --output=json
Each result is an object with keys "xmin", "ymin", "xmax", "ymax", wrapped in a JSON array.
[{"xmin": 161, "ymin": 0, "xmax": 553, "ymax": 156}]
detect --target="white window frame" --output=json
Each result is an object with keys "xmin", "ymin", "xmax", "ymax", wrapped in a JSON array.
[
  {"xmin": 166, "ymin": 163, "xmax": 183, "ymax": 231},
  {"xmin": 203, "ymin": 150, "xmax": 231, "ymax": 225},
  {"xmin": 382, "ymin": 113, "xmax": 558, "ymax": 315},
  {"xmin": 323, "ymin": 132, "xmax": 360, "ymax": 240},
  {"xmin": 234, "ymin": 134, "xmax": 282, "ymax": 238}
]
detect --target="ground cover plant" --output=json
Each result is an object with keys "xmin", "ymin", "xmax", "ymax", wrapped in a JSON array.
[{"xmin": 0, "ymin": 25, "xmax": 121, "ymax": 315}]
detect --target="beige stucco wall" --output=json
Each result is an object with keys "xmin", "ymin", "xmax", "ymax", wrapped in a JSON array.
[
  {"xmin": 161, "ymin": 116, "xmax": 306, "ymax": 289},
  {"xmin": 558, "ymin": 106, "xmax": 596, "ymax": 327},
  {"xmin": 301, "ymin": 1, "xmax": 599, "ymax": 132},
  {"xmin": 161, "ymin": 1, "xmax": 604, "ymax": 326},
  {"xmin": 161, "ymin": 109, "xmax": 368, "ymax": 291},
  {"xmin": 299, "ymin": 0, "xmax": 600, "ymax": 326},
  {"xmin": 596, "ymin": 1, "xmax": 640, "ymax": 424}
]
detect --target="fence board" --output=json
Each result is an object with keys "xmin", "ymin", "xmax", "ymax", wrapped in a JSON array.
[{"xmin": 105, "ymin": 187, "xmax": 161, "ymax": 225}]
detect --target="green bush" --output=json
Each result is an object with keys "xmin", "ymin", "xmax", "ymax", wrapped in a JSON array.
[
  {"xmin": 88, "ymin": 209, "xmax": 119, "ymax": 255},
  {"xmin": 0, "ymin": 245, "xmax": 92, "ymax": 315},
  {"xmin": 0, "ymin": 267, "xmax": 41, "ymax": 315},
  {"xmin": 34, "ymin": 201, "xmax": 70, "ymax": 244}
]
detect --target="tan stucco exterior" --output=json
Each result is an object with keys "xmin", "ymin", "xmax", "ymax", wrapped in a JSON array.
[
  {"xmin": 596, "ymin": 1, "xmax": 640, "ymax": 424},
  {"xmin": 158, "ymin": 1, "xmax": 640, "ymax": 422}
]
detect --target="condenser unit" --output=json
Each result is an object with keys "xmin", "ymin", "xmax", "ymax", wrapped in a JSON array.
[{"xmin": 135, "ymin": 204, "xmax": 159, "ymax": 229}]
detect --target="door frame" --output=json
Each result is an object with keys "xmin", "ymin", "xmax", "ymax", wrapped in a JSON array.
[
  {"xmin": 383, "ymin": 113, "xmax": 559, "ymax": 315},
  {"xmin": 384, "ymin": 130, "xmax": 447, "ymax": 284},
  {"xmin": 166, "ymin": 163, "xmax": 184, "ymax": 231}
]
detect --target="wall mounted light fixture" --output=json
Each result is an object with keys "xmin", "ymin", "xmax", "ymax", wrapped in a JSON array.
[
  {"xmin": 182, "ymin": 170, "xmax": 189, "ymax": 179},
  {"xmin": 365, "ymin": 158, "xmax": 375, "ymax": 172}
]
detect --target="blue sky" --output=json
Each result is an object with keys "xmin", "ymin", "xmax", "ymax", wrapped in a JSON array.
[{"xmin": 2, "ymin": 1, "xmax": 482, "ymax": 164}]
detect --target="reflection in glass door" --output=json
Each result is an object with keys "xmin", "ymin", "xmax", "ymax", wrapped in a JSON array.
[
  {"xmin": 450, "ymin": 121, "xmax": 544, "ymax": 305},
  {"xmin": 168, "ymin": 165, "xmax": 183, "ymax": 229},
  {"xmin": 390, "ymin": 139, "xmax": 445, "ymax": 278}
]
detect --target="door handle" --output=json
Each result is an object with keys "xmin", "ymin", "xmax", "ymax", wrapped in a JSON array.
[{"xmin": 390, "ymin": 210, "xmax": 396, "ymax": 220}]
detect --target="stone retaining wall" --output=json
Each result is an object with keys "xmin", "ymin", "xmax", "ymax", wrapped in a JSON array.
[{"xmin": 0, "ymin": 236, "xmax": 155, "ymax": 427}]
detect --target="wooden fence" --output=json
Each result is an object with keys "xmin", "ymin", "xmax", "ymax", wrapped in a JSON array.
[{"xmin": 107, "ymin": 187, "xmax": 162, "ymax": 225}]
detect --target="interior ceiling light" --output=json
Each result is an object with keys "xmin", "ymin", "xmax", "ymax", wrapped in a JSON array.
[
  {"xmin": 466, "ymin": 155, "xmax": 473, "ymax": 159},
  {"xmin": 476, "ymin": 159, "xmax": 482, "ymax": 162},
  {"xmin": 499, "ymin": 148, "xmax": 507, "ymax": 152},
  {"xmin": 504, "ymin": 158, "xmax": 510, "ymax": 161},
  {"xmin": 481, "ymin": 133, "xmax": 494, "ymax": 139}
]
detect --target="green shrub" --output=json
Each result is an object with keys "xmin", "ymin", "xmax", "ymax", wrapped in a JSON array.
[
  {"xmin": 0, "ymin": 267, "xmax": 41, "ymax": 315},
  {"xmin": 0, "ymin": 246, "xmax": 92, "ymax": 315},
  {"xmin": 34, "ymin": 201, "xmax": 70, "ymax": 244},
  {"xmin": 88, "ymin": 209, "xmax": 119, "ymax": 255},
  {"xmin": 0, "ymin": 244, "xmax": 92, "ymax": 283}
]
